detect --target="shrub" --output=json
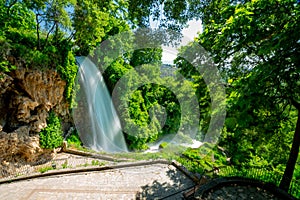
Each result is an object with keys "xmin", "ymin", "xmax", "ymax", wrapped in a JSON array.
[
  {"xmin": 66, "ymin": 129, "xmax": 82, "ymax": 148},
  {"xmin": 61, "ymin": 160, "xmax": 69, "ymax": 169},
  {"xmin": 159, "ymin": 142, "xmax": 168, "ymax": 149},
  {"xmin": 56, "ymin": 43, "xmax": 78, "ymax": 107},
  {"xmin": 38, "ymin": 166, "xmax": 54, "ymax": 173},
  {"xmin": 177, "ymin": 144, "xmax": 228, "ymax": 174},
  {"xmin": 39, "ymin": 112, "xmax": 63, "ymax": 149}
]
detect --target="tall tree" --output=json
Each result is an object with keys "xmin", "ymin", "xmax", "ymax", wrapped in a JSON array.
[
  {"xmin": 199, "ymin": 0, "xmax": 300, "ymax": 191},
  {"xmin": 174, "ymin": 43, "xmax": 212, "ymax": 140},
  {"xmin": 0, "ymin": 0, "xmax": 36, "ymax": 30},
  {"xmin": 127, "ymin": 0, "xmax": 206, "ymax": 29},
  {"xmin": 74, "ymin": 0, "xmax": 129, "ymax": 55},
  {"xmin": 23, "ymin": 0, "xmax": 75, "ymax": 49}
]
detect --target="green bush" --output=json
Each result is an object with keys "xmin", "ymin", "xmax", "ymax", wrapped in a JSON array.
[
  {"xmin": 56, "ymin": 48, "xmax": 78, "ymax": 107},
  {"xmin": 177, "ymin": 144, "xmax": 228, "ymax": 174},
  {"xmin": 159, "ymin": 142, "xmax": 168, "ymax": 149},
  {"xmin": 0, "ymin": 61, "xmax": 16, "ymax": 73},
  {"xmin": 66, "ymin": 129, "xmax": 82, "ymax": 148},
  {"xmin": 61, "ymin": 160, "xmax": 69, "ymax": 169},
  {"xmin": 38, "ymin": 166, "xmax": 54, "ymax": 173},
  {"xmin": 39, "ymin": 112, "xmax": 63, "ymax": 149}
]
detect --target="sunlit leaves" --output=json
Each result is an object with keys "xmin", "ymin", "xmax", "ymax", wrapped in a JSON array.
[
  {"xmin": 200, "ymin": 0, "xmax": 300, "ymax": 190},
  {"xmin": 0, "ymin": 1, "xmax": 36, "ymax": 30},
  {"xmin": 74, "ymin": 0, "xmax": 130, "ymax": 55}
]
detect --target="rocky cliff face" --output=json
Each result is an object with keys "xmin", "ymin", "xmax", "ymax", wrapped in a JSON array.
[
  {"xmin": 0, "ymin": 126, "xmax": 49, "ymax": 162},
  {"xmin": 0, "ymin": 68, "xmax": 71, "ymax": 168}
]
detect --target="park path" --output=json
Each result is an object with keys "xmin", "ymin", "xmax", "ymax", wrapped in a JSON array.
[{"xmin": 0, "ymin": 162, "xmax": 195, "ymax": 200}]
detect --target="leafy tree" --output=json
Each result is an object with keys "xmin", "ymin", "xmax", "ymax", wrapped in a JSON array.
[
  {"xmin": 22, "ymin": 0, "xmax": 75, "ymax": 50},
  {"xmin": 222, "ymin": 76, "xmax": 297, "ymax": 170},
  {"xmin": 74, "ymin": 0, "xmax": 129, "ymax": 55},
  {"xmin": 0, "ymin": 0, "xmax": 79, "ymax": 104},
  {"xmin": 130, "ymin": 48, "xmax": 162, "ymax": 67},
  {"xmin": 127, "ymin": 0, "xmax": 204, "ymax": 31},
  {"xmin": 0, "ymin": 0, "xmax": 36, "ymax": 30},
  {"xmin": 199, "ymin": 0, "xmax": 300, "ymax": 191},
  {"xmin": 73, "ymin": 0, "xmax": 110, "ymax": 55},
  {"xmin": 174, "ymin": 43, "xmax": 212, "ymax": 140}
]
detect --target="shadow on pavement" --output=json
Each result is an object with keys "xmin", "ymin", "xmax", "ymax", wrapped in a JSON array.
[{"xmin": 136, "ymin": 167, "xmax": 196, "ymax": 199}]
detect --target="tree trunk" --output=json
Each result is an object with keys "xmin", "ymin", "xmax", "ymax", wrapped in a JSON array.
[
  {"xmin": 279, "ymin": 108, "xmax": 300, "ymax": 191},
  {"xmin": 36, "ymin": 14, "xmax": 41, "ymax": 50}
]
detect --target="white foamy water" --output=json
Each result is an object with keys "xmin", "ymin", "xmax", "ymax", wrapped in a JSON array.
[
  {"xmin": 145, "ymin": 137, "xmax": 203, "ymax": 153},
  {"xmin": 74, "ymin": 57, "xmax": 128, "ymax": 153}
]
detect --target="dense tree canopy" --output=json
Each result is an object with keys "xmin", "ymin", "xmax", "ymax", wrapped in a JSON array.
[{"xmin": 198, "ymin": 0, "xmax": 300, "ymax": 191}]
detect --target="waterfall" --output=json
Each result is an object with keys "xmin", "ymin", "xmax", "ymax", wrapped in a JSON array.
[{"xmin": 74, "ymin": 56, "xmax": 128, "ymax": 152}]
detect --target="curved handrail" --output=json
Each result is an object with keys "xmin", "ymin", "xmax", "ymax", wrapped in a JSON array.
[{"xmin": 183, "ymin": 177, "xmax": 297, "ymax": 200}]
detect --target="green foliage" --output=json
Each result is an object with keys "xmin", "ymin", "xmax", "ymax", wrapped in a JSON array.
[
  {"xmin": 2, "ymin": 1, "xmax": 299, "ymax": 195},
  {"xmin": 0, "ymin": 61, "xmax": 16, "ymax": 73},
  {"xmin": 74, "ymin": 0, "xmax": 110, "ymax": 55},
  {"xmin": 112, "ymin": 145, "xmax": 184, "ymax": 161},
  {"xmin": 127, "ymin": 0, "xmax": 202, "ymax": 32},
  {"xmin": 0, "ymin": 1, "xmax": 36, "ymax": 30},
  {"xmin": 130, "ymin": 48, "xmax": 162, "ymax": 67},
  {"xmin": 174, "ymin": 45, "xmax": 212, "ymax": 140},
  {"xmin": 61, "ymin": 160, "xmax": 69, "ymax": 169},
  {"xmin": 2, "ymin": 28, "xmax": 77, "ymax": 105},
  {"xmin": 39, "ymin": 112, "xmax": 63, "ymax": 149},
  {"xmin": 74, "ymin": 0, "xmax": 129, "ymax": 55},
  {"xmin": 294, "ymin": 156, "xmax": 300, "ymax": 180},
  {"xmin": 91, "ymin": 160, "xmax": 99, "ymax": 166},
  {"xmin": 103, "ymin": 58, "xmax": 133, "ymax": 92},
  {"xmin": 66, "ymin": 129, "xmax": 83, "ymax": 148},
  {"xmin": 56, "ymin": 48, "xmax": 78, "ymax": 106},
  {"xmin": 219, "ymin": 167, "xmax": 282, "ymax": 185},
  {"xmin": 82, "ymin": 162, "xmax": 89, "ymax": 167},
  {"xmin": 159, "ymin": 142, "xmax": 168, "ymax": 149},
  {"xmin": 0, "ymin": 1, "xmax": 78, "ymax": 106},
  {"xmin": 111, "ymin": 62, "xmax": 192, "ymax": 150},
  {"xmin": 104, "ymin": 56, "xmax": 201, "ymax": 150},
  {"xmin": 91, "ymin": 160, "xmax": 106, "ymax": 166},
  {"xmin": 38, "ymin": 166, "xmax": 54, "ymax": 173},
  {"xmin": 177, "ymin": 143, "xmax": 228, "ymax": 174},
  {"xmin": 112, "ymin": 65, "xmax": 199, "ymax": 150},
  {"xmin": 199, "ymin": 0, "xmax": 300, "ymax": 191},
  {"xmin": 76, "ymin": 162, "xmax": 90, "ymax": 167}
]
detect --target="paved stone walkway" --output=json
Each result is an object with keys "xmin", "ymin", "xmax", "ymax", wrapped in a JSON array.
[
  {"xmin": 0, "ymin": 163, "xmax": 195, "ymax": 200},
  {"xmin": 0, "ymin": 153, "xmax": 115, "ymax": 180},
  {"xmin": 200, "ymin": 184, "xmax": 282, "ymax": 200}
]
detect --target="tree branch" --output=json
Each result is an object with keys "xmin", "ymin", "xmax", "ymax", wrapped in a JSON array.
[
  {"xmin": 36, "ymin": 13, "xmax": 41, "ymax": 50},
  {"xmin": 291, "ymin": 99, "xmax": 300, "ymax": 110},
  {"xmin": 6, "ymin": 0, "xmax": 18, "ymax": 17},
  {"xmin": 43, "ymin": 22, "xmax": 56, "ymax": 49}
]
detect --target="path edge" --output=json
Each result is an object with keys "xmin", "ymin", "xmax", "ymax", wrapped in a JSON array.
[{"xmin": 0, "ymin": 159, "xmax": 198, "ymax": 185}]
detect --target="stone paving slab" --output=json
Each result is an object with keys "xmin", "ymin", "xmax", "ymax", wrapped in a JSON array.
[
  {"xmin": 201, "ymin": 184, "xmax": 282, "ymax": 200},
  {"xmin": 0, "ymin": 163, "xmax": 195, "ymax": 200}
]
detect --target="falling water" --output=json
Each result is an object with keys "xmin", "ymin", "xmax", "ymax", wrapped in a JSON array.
[{"xmin": 74, "ymin": 57, "xmax": 128, "ymax": 152}]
